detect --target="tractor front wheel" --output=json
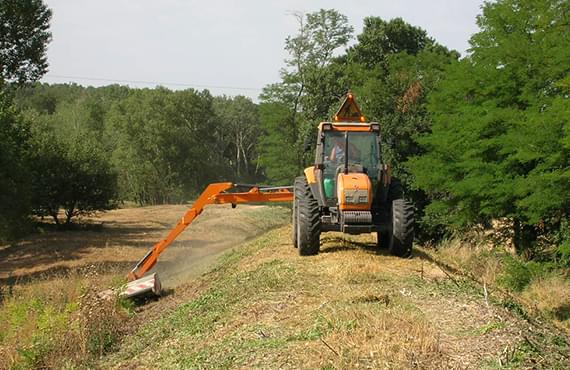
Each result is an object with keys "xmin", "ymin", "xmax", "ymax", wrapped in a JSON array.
[{"xmin": 294, "ymin": 176, "xmax": 320, "ymax": 256}]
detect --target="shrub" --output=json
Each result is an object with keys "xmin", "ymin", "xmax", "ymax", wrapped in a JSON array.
[{"xmin": 498, "ymin": 256, "xmax": 553, "ymax": 292}]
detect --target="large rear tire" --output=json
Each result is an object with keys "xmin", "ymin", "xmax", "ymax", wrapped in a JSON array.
[
  {"xmin": 294, "ymin": 176, "xmax": 320, "ymax": 256},
  {"xmin": 388, "ymin": 199, "xmax": 414, "ymax": 257},
  {"xmin": 376, "ymin": 179, "xmax": 403, "ymax": 250}
]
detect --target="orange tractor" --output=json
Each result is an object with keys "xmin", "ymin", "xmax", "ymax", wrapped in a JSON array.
[{"xmin": 124, "ymin": 93, "xmax": 414, "ymax": 298}]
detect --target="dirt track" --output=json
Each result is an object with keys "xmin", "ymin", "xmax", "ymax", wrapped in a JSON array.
[{"xmin": 0, "ymin": 204, "xmax": 289, "ymax": 288}]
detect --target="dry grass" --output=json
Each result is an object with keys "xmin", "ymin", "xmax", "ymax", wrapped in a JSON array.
[
  {"xmin": 432, "ymin": 236, "xmax": 570, "ymax": 337},
  {"xmin": 0, "ymin": 204, "xmax": 288, "ymax": 287},
  {"xmin": 523, "ymin": 274, "xmax": 570, "ymax": 330},
  {"xmin": 0, "ymin": 270, "xmax": 130, "ymax": 369},
  {"xmin": 102, "ymin": 228, "xmax": 569, "ymax": 369},
  {"xmin": 435, "ymin": 238, "xmax": 503, "ymax": 286},
  {"xmin": 0, "ymin": 204, "xmax": 290, "ymax": 369},
  {"xmin": 6, "ymin": 203, "xmax": 566, "ymax": 368}
]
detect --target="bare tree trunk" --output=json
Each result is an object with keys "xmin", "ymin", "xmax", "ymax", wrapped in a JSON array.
[
  {"xmin": 65, "ymin": 207, "xmax": 74, "ymax": 225},
  {"xmin": 235, "ymin": 132, "xmax": 241, "ymax": 178}
]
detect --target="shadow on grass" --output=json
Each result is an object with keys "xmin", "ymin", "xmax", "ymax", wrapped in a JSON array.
[
  {"xmin": 553, "ymin": 303, "xmax": 570, "ymax": 321},
  {"xmin": 319, "ymin": 235, "xmax": 391, "ymax": 256},
  {"xmin": 0, "ymin": 219, "xmax": 169, "ymax": 285},
  {"xmin": 412, "ymin": 248, "xmax": 465, "ymax": 275},
  {"xmin": 0, "ymin": 260, "xmax": 134, "ymax": 287}
]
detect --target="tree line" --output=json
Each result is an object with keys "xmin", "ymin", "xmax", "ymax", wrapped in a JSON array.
[
  {"xmin": 1, "ymin": 0, "xmax": 569, "ymax": 264},
  {"xmin": 2, "ymin": 81, "xmax": 265, "ymax": 230}
]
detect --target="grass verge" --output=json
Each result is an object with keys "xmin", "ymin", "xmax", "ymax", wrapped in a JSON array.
[
  {"xmin": 431, "ymin": 238, "xmax": 570, "ymax": 331},
  {"xmin": 0, "ymin": 269, "xmax": 133, "ymax": 369}
]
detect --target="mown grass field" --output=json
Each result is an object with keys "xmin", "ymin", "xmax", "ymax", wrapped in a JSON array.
[
  {"xmin": 1, "ymin": 205, "xmax": 568, "ymax": 369},
  {"xmin": 0, "ymin": 204, "xmax": 290, "ymax": 369},
  {"xmin": 102, "ymin": 227, "xmax": 570, "ymax": 369}
]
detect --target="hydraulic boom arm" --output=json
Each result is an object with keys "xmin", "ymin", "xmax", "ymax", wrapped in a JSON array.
[{"xmin": 127, "ymin": 182, "xmax": 293, "ymax": 281}]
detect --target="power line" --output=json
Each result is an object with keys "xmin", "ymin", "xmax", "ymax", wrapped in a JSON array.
[{"xmin": 43, "ymin": 74, "xmax": 263, "ymax": 92}]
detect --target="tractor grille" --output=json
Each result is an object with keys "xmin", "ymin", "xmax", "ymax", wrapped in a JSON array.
[{"xmin": 342, "ymin": 211, "xmax": 372, "ymax": 225}]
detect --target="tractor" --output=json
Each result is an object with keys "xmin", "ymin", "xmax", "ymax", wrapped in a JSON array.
[
  {"xmin": 123, "ymin": 92, "xmax": 414, "ymax": 298},
  {"xmin": 292, "ymin": 92, "xmax": 414, "ymax": 257}
]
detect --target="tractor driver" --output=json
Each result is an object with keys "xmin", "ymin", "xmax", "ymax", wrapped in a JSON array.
[{"xmin": 329, "ymin": 135, "xmax": 361, "ymax": 163}]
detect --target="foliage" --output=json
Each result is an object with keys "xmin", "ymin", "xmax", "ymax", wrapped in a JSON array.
[
  {"xmin": 408, "ymin": 0, "xmax": 570, "ymax": 251},
  {"xmin": 0, "ymin": 0, "xmax": 52, "ymax": 238},
  {"xmin": 258, "ymin": 9, "xmax": 354, "ymax": 182},
  {"xmin": 345, "ymin": 24, "xmax": 458, "ymax": 241},
  {"xmin": 0, "ymin": 277, "xmax": 129, "ymax": 369},
  {"xmin": 349, "ymin": 16, "xmax": 436, "ymax": 68},
  {"xmin": 257, "ymin": 102, "xmax": 300, "ymax": 185},
  {"xmin": 498, "ymin": 255, "xmax": 553, "ymax": 292},
  {"xmin": 27, "ymin": 115, "xmax": 117, "ymax": 224},
  {"xmin": 0, "ymin": 0, "xmax": 52, "ymax": 85},
  {"xmin": 0, "ymin": 91, "xmax": 32, "ymax": 239},
  {"xmin": 213, "ymin": 95, "xmax": 261, "ymax": 182},
  {"xmin": 106, "ymin": 88, "xmax": 226, "ymax": 204}
]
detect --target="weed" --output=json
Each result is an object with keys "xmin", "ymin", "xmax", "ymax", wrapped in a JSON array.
[
  {"xmin": 0, "ymin": 274, "xmax": 129, "ymax": 369},
  {"xmin": 477, "ymin": 321, "xmax": 507, "ymax": 335},
  {"xmin": 501, "ymin": 298, "xmax": 531, "ymax": 321}
]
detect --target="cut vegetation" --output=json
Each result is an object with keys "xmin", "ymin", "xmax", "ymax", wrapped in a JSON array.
[{"xmin": 103, "ymin": 227, "xmax": 569, "ymax": 369}]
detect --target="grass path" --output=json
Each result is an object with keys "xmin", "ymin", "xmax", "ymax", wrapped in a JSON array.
[{"xmin": 103, "ymin": 227, "xmax": 570, "ymax": 369}]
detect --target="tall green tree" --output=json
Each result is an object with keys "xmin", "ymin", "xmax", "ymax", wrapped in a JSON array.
[
  {"xmin": 408, "ymin": 0, "xmax": 570, "ymax": 252},
  {"xmin": 257, "ymin": 101, "xmax": 299, "ymax": 185},
  {"xmin": 258, "ymin": 9, "xmax": 353, "ymax": 183},
  {"xmin": 0, "ymin": 92, "xmax": 32, "ymax": 237},
  {"xmin": 339, "ymin": 18, "xmax": 458, "ymax": 240},
  {"xmin": 107, "ymin": 88, "xmax": 223, "ymax": 204},
  {"xmin": 0, "ymin": 0, "xmax": 52, "ymax": 238},
  {"xmin": 0, "ymin": 0, "xmax": 52, "ymax": 85},
  {"xmin": 349, "ymin": 17, "xmax": 432, "ymax": 68},
  {"xmin": 27, "ymin": 116, "xmax": 117, "ymax": 225}
]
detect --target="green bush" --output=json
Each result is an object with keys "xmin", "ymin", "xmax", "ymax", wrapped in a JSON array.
[{"xmin": 498, "ymin": 256, "xmax": 553, "ymax": 292}]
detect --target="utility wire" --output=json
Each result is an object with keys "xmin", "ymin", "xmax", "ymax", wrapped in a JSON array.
[{"xmin": 43, "ymin": 74, "xmax": 263, "ymax": 92}]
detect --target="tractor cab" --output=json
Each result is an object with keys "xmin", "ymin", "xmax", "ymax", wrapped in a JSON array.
[
  {"xmin": 310, "ymin": 93, "xmax": 385, "ymax": 209},
  {"xmin": 321, "ymin": 127, "xmax": 381, "ymax": 201}
]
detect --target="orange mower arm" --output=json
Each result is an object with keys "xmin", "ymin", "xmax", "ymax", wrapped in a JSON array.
[{"xmin": 127, "ymin": 182, "xmax": 293, "ymax": 281}]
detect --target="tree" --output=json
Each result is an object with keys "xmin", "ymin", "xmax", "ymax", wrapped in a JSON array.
[
  {"xmin": 258, "ymin": 9, "xmax": 354, "ymax": 183},
  {"xmin": 340, "ymin": 17, "xmax": 458, "ymax": 240},
  {"xmin": 408, "ymin": 0, "xmax": 570, "ymax": 252},
  {"xmin": 257, "ymin": 101, "xmax": 299, "ymax": 185},
  {"xmin": 0, "ymin": 0, "xmax": 52, "ymax": 238},
  {"xmin": 106, "ymin": 88, "xmax": 224, "ymax": 204},
  {"xmin": 27, "ymin": 113, "xmax": 117, "ymax": 225},
  {"xmin": 0, "ymin": 0, "xmax": 52, "ymax": 85},
  {"xmin": 283, "ymin": 9, "xmax": 354, "ymax": 122},
  {"xmin": 349, "ymin": 17, "xmax": 432, "ymax": 68},
  {"xmin": 213, "ymin": 95, "xmax": 261, "ymax": 181},
  {"xmin": 0, "ymin": 91, "xmax": 32, "ymax": 238}
]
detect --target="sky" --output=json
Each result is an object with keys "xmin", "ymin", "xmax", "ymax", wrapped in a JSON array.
[{"xmin": 41, "ymin": 0, "xmax": 485, "ymax": 100}]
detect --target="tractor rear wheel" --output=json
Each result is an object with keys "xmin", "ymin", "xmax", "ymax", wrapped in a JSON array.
[
  {"xmin": 294, "ymin": 176, "xmax": 320, "ymax": 255},
  {"xmin": 376, "ymin": 179, "xmax": 403, "ymax": 250},
  {"xmin": 388, "ymin": 199, "xmax": 414, "ymax": 257}
]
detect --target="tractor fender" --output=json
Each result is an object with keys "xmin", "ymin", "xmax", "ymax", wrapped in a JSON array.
[{"xmin": 303, "ymin": 166, "xmax": 323, "ymax": 205}]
